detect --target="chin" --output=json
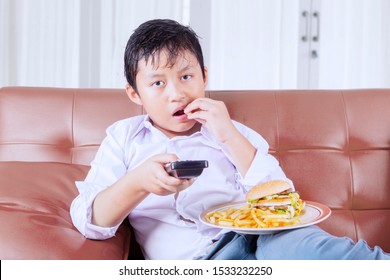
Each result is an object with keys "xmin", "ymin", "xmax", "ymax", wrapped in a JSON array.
[
  {"xmin": 174, "ymin": 121, "xmax": 200, "ymax": 134},
  {"xmin": 154, "ymin": 120, "xmax": 198, "ymax": 138}
]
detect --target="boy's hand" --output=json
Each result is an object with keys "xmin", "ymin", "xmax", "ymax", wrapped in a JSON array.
[
  {"xmin": 185, "ymin": 97, "xmax": 256, "ymax": 177},
  {"xmin": 184, "ymin": 98, "xmax": 236, "ymax": 143},
  {"xmin": 132, "ymin": 154, "xmax": 195, "ymax": 196},
  {"xmin": 92, "ymin": 154, "xmax": 193, "ymax": 227}
]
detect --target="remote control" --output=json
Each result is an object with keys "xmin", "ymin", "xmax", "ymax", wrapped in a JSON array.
[{"xmin": 165, "ymin": 160, "xmax": 209, "ymax": 179}]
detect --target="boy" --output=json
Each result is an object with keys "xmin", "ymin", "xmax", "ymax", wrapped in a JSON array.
[{"xmin": 70, "ymin": 19, "xmax": 389, "ymax": 260}]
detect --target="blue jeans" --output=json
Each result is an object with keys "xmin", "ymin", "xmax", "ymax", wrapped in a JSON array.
[{"xmin": 202, "ymin": 226, "xmax": 390, "ymax": 260}]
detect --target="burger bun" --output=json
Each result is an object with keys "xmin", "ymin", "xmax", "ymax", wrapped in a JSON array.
[{"xmin": 246, "ymin": 180, "xmax": 292, "ymax": 201}]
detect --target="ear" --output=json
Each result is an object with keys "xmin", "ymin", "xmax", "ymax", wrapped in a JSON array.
[
  {"xmin": 203, "ymin": 66, "xmax": 209, "ymax": 87},
  {"xmin": 125, "ymin": 84, "xmax": 143, "ymax": 106}
]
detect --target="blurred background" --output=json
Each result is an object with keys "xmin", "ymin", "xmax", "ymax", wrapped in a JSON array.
[{"xmin": 1, "ymin": 0, "xmax": 389, "ymax": 90}]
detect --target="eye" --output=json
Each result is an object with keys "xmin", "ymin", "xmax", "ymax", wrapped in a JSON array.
[
  {"xmin": 152, "ymin": 80, "xmax": 165, "ymax": 87},
  {"xmin": 181, "ymin": 74, "xmax": 192, "ymax": 81}
]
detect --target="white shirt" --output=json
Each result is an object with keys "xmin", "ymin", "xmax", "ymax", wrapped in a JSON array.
[{"xmin": 70, "ymin": 115, "xmax": 291, "ymax": 259}]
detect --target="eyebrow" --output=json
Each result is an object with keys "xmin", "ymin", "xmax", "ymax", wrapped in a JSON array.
[
  {"xmin": 145, "ymin": 65, "xmax": 195, "ymax": 80},
  {"xmin": 146, "ymin": 73, "xmax": 164, "ymax": 80}
]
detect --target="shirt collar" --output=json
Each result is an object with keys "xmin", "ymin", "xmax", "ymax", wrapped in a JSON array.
[{"xmin": 130, "ymin": 115, "xmax": 153, "ymax": 139}]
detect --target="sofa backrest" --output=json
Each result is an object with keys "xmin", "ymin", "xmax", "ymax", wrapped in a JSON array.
[
  {"xmin": 1, "ymin": 86, "xmax": 390, "ymax": 252},
  {"xmin": 210, "ymin": 89, "xmax": 390, "ymax": 252},
  {"xmin": 0, "ymin": 87, "xmax": 142, "ymax": 165}
]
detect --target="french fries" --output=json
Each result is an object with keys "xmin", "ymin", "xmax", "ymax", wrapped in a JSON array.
[{"xmin": 206, "ymin": 205, "xmax": 301, "ymax": 228}]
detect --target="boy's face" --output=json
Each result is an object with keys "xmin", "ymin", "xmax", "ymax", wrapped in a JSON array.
[{"xmin": 126, "ymin": 49, "xmax": 208, "ymax": 138}]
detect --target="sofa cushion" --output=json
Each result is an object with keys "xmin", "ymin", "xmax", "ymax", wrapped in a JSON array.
[{"xmin": 0, "ymin": 162, "xmax": 131, "ymax": 259}]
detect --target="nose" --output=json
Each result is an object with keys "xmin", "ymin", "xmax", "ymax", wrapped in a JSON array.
[{"xmin": 167, "ymin": 81, "xmax": 186, "ymax": 102}]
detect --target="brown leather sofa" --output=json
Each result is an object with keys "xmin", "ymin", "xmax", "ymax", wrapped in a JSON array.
[{"xmin": 1, "ymin": 86, "xmax": 389, "ymax": 259}]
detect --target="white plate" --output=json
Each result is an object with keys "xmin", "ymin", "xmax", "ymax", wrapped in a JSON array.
[{"xmin": 199, "ymin": 200, "xmax": 331, "ymax": 235}]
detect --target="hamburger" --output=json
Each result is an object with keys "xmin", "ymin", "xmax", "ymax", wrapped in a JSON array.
[{"xmin": 245, "ymin": 180, "xmax": 305, "ymax": 222}]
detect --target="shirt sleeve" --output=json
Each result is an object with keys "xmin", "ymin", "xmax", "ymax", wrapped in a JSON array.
[
  {"xmin": 70, "ymin": 121, "xmax": 130, "ymax": 240},
  {"xmin": 231, "ymin": 121, "xmax": 294, "ymax": 192}
]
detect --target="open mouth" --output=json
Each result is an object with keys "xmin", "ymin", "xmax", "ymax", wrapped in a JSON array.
[{"xmin": 173, "ymin": 109, "xmax": 185, "ymax": 117}]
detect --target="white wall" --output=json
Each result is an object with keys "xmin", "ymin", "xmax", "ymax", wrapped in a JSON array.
[{"xmin": 1, "ymin": 0, "xmax": 389, "ymax": 89}]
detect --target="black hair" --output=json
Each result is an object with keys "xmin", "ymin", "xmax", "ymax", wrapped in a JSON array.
[{"xmin": 124, "ymin": 19, "xmax": 205, "ymax": 93}]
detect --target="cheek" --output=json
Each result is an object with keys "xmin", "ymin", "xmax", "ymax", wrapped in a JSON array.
[
  {"xmin": 191, "ymin": 84, "xmax": 206, "ymax": 98},
  {"xmin": 143, "ymin": 98, "xmax": 169, "ymax": 116}
]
